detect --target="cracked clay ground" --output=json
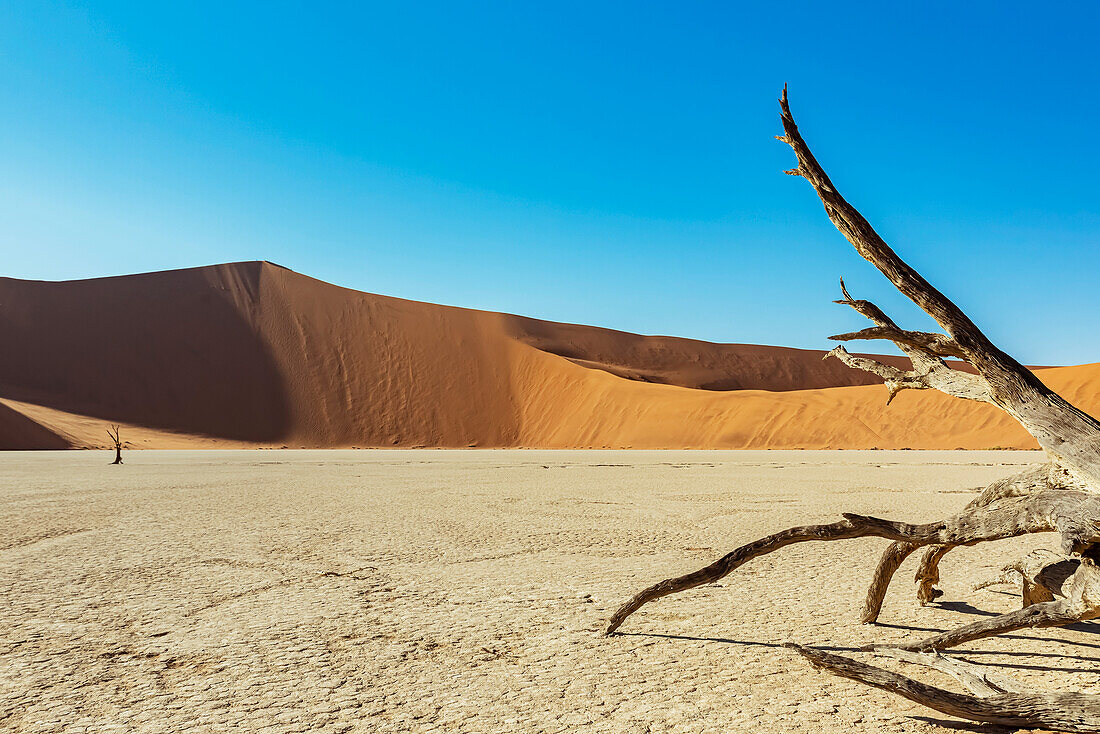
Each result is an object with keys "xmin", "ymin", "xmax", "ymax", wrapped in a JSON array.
[{"xmin": 2, "ymin": 449, "xmax": 1098, "ymax": 733}]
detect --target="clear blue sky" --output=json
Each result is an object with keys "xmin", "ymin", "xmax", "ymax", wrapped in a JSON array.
[{"xmin": 2, "ymin": 2, "xmax": 1098, "ymax": 364}]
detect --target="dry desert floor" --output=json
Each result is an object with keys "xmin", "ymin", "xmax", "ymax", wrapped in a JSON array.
[{"xmin": 2, "ymin": 449, "xmax": 1098, "ymax": 733}]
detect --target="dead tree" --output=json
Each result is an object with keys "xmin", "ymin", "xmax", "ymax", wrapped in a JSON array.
[
  {"xmin": 108, "ymin": 424, "xmax": 123, "ymax": 465},
  {"xmin": 605, "ymin": 87, "xmax": 1100, "ymax": 729}
]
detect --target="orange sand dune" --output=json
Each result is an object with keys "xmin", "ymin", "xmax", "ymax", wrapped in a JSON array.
[
  {"xmin": 504, "ymin": 315, "xmax": 923, "ymax": 391},
  {"xmin": 0, "ymin": 261, "xmax": 1093, "ymax": 450}
]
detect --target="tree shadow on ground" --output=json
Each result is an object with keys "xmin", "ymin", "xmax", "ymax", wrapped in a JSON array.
[
  {"xmin": 874, "ymin": 618, "xmax": 1100, "ymax": 649},
  {"xmin": 615, "ymin": 630, "xmax": 1100, "ymax": 674},
  {"xmin": 613, "ymin": 631, "xmax": 861, "ymax": 653},
  {"xmin": 911, "ymin": 717, "xmax": 1015, "ymax": 734},
  {"xmin": 934, "ymin": 601, "xmax": 999, "ymax": 617}
]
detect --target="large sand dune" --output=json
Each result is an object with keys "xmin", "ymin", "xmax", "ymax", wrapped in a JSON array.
[{"xmin": 1, "ymin": 261, "xmax": 1094, "ymax": 450}]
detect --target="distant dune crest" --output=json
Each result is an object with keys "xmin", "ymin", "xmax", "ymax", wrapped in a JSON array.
[{"xmin": 0, "ymin": 261, "xmax": 1087, "ymax": 450}]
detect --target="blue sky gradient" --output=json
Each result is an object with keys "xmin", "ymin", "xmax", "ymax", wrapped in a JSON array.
[{"xmin": 2, "ymin": 2, "xmax": 1098, "ymax": 363}]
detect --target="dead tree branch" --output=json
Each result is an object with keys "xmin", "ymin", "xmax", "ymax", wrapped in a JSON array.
[
  {"xmin": 608, "ymin": 88, "xmax": 1100, "ymax": 728},
  {"xmin": 789, "ymin": 644, "xmax": 1100, "ymax": 733},
  {"xmin": 823, "ymin": 277, "xmax": 990, "ymax": 404},
  {"xmin": 863, "ymin": 463, "xmax": 1064, "ymax": 620},
  {"xmin": 972, "ymin": 548, "xmax": 1078, "ymax": 606},
  {"xmin": 605, "ymin": 488, "xmax": 1100, "ymax": 635},
  {"xmin": 779, "ymin": 84, "xmax": 1100, "ymax": 482},
  {"xmin": 828, "ymin": 326, "xmax": 965, "ymax": 359},
  {"xmin": 825, "ymin": 345, "xmax": 990, "ymax": 405}
]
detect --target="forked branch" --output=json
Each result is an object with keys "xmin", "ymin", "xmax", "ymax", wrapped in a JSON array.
[
  {"xmin": 823, "ymin": 277, "xmax": 990, "ymax": 404},
  {"xmin": 825, "ymin": 345, "xmax": 990, "ymax": 405},
  {"xmin": 828, "ymin": 326, "xmax": 965, "ymax": 359},
  {"xmin": 779, "ymin": 87, "xmax": 1001, "ymax": 360}
]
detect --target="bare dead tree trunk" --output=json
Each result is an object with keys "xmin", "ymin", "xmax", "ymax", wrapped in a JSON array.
[
  {"xmin": 108, "ymin": 424, "xmax": 123, "ymax": 465},
  {"xmin": 605, "ymin": 87, "xmax": 1100, "ymax": 727}
]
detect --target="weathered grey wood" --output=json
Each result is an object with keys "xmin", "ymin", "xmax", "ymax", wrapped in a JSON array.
[
  {"xmin": 861, "ymin": 541, "xmax": 919, "ymax": 622},
  {"xmin": 896, "ymin": 560, "xmax": 1100, "ymax": 651},
  {"xmin": 862, "ymin": 464, "xmax": 1062, "ymax": 620},
  {"xmin": 914, "ymin": 545, "xmax": 951, "ymax": 605},
  {"xmin": 973, "ymin": 548, "xmax": 1075, "ymax": 605},
  {"xmin": 778, "ymin": 85, "xmax": 1100, "ymax": 485},
  {"xmin": 826, "ymin": 345, "xmax": 990, "ymax": 404},
  {"xmin": 874, "ymin": 647, "xmax": 1026, "ymax": 696},
  {"xmin": 790, "ymin": 644, "xmax": 1100, "ymax": 733},
  {"xmin": 825, "ymin": 278, "xmax": 991, "ymax": 405},
  {"xmin": 606, "ymin": 88, "xmax": 1100, "ymax": 728},
  {"xmin": 605, "ymin": 489, "xmax": 1100, "ymax": 635},
  {"xmin": 898, "ymin": 598, "xmax": 1085, "ymax": 651}
]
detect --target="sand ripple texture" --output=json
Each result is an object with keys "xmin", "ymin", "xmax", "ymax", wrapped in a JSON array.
[{"xmin": 2, "ymin": 449, "xmax": 1095, "ymax": 733}]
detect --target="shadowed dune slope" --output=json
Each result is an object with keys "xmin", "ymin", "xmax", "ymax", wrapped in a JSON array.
[
  {"xmin": 0, "ymin": 262, "xmax": 289, "ymax": 442},
  {"xmin": 0, "ymin": 401, "xmax": 71, "ymax": 450},
  {"xmin": 0, "ymin": 261, "xmax": 1093, "ymax": 450},
  {"xmin": 503, "ymin": 315, "xmax": 923, "ymax": 391}
]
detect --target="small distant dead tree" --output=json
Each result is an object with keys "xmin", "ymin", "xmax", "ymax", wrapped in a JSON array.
[
  {"xmin": 606, "ymin": 88, "xmax": 1100, "ymax": 731},
  {"xmin": 108, "ymin": 425, "xmax": 123, "ymax": 465}
]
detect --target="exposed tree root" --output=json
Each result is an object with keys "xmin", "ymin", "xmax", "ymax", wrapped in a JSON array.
[
  {"xmin": 861, "ymin": 541, "xmax": 918, "ymax": 623},
  {"xmin": 914, "ymin": 544, "xmax": 951, "ymax": 605},
  {"xmin": 607, "ymin": 490, "xmax": 1100, "ymax": 636},
  {"xmin": 860, "ymin": 463, "xmax": 1078, "ymax": 623},
  {"xmin": 789, "ymin": 644, "xmax": 1100, "ymax": 733},
  {"xmin": 876, "ymin": 647, "xmax": 1026, "ymax": 695},
  {"xmin": 898, "ymin": 598, "xmax": 1089, "ymax": 652},
  {"xmin": 973, "ymin": 548, "xmax": 1077, "ymax": 606},
  {"xmin": 896, "ymin": 560, "xmax": 1100, "ymax": 651},
  {"xmin": 606, "ymin": 513, "xmax": 876, "ymax": 635}
]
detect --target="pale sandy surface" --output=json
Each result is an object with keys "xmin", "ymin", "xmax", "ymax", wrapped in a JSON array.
[{"xmin": 2, "ymin": 449, "xmax": 1098, "ymax": 733}]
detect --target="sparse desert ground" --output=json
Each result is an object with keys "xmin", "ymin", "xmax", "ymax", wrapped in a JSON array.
[{"xmin": 2, "ymin": 449, "xmax": 1097, "ymax": 733}]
